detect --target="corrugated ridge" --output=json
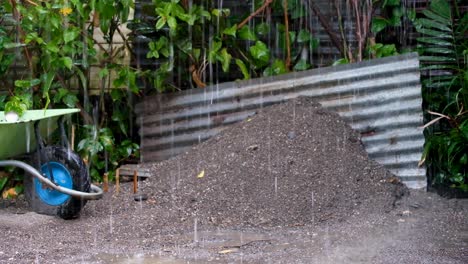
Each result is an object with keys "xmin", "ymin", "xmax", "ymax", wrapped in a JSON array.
[{"xmin": 136, "ymin": 53, "xmax": 426, "ymax": 189}]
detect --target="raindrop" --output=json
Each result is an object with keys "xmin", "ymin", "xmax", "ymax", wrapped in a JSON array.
[
  {"xmin": 193, "ymin": 217, "xmax": 199, "ymax": 244},
  {"xmin": 311, "ymin": 191, "xmax": 315, "ymax": 223},
  {"xmin": 109, "ymin": 204, "xmax": 114, "ymax": 235},
  {"xmin": 25, "ymin": 124, "xmax": 31, "ymax": 153},
  {"xmin": 274, "ymin": 176, "xmax": 278, "ymax": 197}
]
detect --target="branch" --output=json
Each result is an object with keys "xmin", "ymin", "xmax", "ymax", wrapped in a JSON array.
[
  {"xmin": 9, "ymin": 0, "xmax": 34, "ymax": 73},
  {"xmin": 333, "ymin": 0, "xmax": 350, "ymax": 61},
  {"xmin": 301, "ymin": 0, "xmax": 345, "ymax": 57},
  {"xmin": 237, "ymin": 0, "xmax": 273, "ymax": 29},
  {"xmin": 351, "ymin": 0, "xmax": 362, "ymax": 62}
]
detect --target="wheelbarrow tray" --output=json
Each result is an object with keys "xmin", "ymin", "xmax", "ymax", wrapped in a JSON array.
[{"xmin": 0, "ymin": 109, "xmax": 79, "ymax": 160}]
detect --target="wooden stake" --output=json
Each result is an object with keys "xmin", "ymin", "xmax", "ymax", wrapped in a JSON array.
[
  {"xmin": 103, "ymin": 172, "xmax": 109, "ymax": 193},
  {"xmin": 71, "ymin": 124, "xmax": 75, "ymax": 151},
  {"xmin": 133, "ymin": 170, "xmax": 138, "ymax": 194},
  {"xmin": 115, "ymin": 168, "xmax": 120, "ymax": 194}
]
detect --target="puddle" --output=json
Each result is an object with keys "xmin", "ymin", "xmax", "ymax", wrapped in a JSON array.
[
  {"xmin": 184, "ymin": 230, "xmax": 271, "ymax": 248},
  {"xmin": 90, "ymin": 253, "xmax": 209, "ymax": 264},
  {"xmin": 87, "ymin": 230, "xmax": 272, "ymax": 264}
]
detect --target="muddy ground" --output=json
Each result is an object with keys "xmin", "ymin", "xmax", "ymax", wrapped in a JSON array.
[{"xmin": 0, "ymin": 98, "xmax": 467, "ymax": 263}]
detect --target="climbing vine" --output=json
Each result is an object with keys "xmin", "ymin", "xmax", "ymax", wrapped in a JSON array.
[{"xmin": 0, "ymin": 0, "xmax": 139, "ymax": 182}]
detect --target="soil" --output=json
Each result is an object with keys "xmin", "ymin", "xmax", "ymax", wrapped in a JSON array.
[{"xmin": 0, "ymin": 97, "xmax": 467, "ymax": 263}]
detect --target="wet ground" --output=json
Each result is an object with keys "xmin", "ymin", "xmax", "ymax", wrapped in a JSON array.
[
  {"xmin": 0, "ymin": 189, "xmax": 466, "ymax": 264},
  {"xmin": 0, "ymin": 99, "xmax": 467, "ymax": 263}
]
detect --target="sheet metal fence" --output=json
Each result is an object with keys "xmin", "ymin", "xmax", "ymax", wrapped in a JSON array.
[{"xmin": 136, "ymin": 53, "xmax": 426, "ymax": 189}]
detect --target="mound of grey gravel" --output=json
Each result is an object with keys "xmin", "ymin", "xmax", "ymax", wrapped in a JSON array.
[{"xmin": 141, "ymin": 97, "xmax": 407, "ymax": 227}]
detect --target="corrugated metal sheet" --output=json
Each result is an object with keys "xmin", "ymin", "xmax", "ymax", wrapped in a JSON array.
[{"xmin": 135, "ymin": 53, "xmax": 426, "ymax": 189}]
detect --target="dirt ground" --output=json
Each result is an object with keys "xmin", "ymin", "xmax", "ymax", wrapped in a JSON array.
[{"xmin": 0, "ymin": 98, "xmax": 467, "ymax": 263}]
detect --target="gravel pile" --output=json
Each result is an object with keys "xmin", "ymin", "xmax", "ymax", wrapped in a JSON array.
[{"xmin": 140, "ymin": 97, "xmax": 407, "ymax": 227}]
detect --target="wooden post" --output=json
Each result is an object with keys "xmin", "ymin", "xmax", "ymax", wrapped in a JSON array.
[
  {"xmin": 71, "ymin": 124, "xmax": 75, "ymax": 151},
  {"xmin": 115, "ymin": 168, "xmax": 120, "ymax": 194},
  {"xmin": 103, "ymin": 172, "xmax": 108, "ymax": 193},
  {"xmin": 133, "ymin": 170, "xmax": 138, "ymax": 194}
]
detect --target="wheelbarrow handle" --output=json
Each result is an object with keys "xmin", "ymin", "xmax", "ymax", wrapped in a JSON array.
[{"xmin": 0, "ymin": 160, "xmax": 103, "ymax": 200}]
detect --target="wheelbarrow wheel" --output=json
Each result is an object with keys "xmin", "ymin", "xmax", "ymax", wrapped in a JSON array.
[{"xmin": 25, "ymin": 146, "xmax": 90, "ymax": 219}]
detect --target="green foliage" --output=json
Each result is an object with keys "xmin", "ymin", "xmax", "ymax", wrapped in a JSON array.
[
  {"xmin": 132, "ymin": 0, "xmax": 320, "ymax": 90},
  {"xmin": 330, "ymin": 0, "xmax": 406, "ymax": 65},
  {"xmin": 371, "ymin": 0, "xmax": 404, "ymax": 34},
  {"xmin": 0, "ymin": 177, "xmax": 7, "ymax": 192},
  {"xmin": 368, "ymin": 43, "xmax": 399, "ymax": 58},
  {"xmin": 78, "ymin": 125, "xmax": 139, "ymax": 182},
  {"xmin": 416, "ymin": 0, "xmax": 468, "ymax": 190},
  {"xmin": 0, "ymin": 0, "xmax": 140, "ymax": 182}
]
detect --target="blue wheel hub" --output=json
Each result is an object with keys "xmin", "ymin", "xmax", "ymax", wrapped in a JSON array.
[{"xmin": 35, "ymin": 161, "xmax": 72, "ymax": 206}]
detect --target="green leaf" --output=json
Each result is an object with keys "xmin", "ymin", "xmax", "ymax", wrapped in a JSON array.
[
  {"xmin": 177, "ymin": 39, "xmax": 192, "ymax": 54},
  {"xmin": 416, "ymin": 37, "xmax": 452, "ymax": 46},
  {"xmin": 212, "ymin": 9, "xmax": 221, "ymax": 17},
  {"xmin": 192, "ymin": 48, "xmax": 201, "ymax": 61},
  {"xmin": 249, "ymin": 41, "xmax": 270, "ymax": 66},
  {"xmin": 263, "ymin": 59, "xmax": 288, "ymax": 76},
  {"xmin": 422, "ymin": 9, "xmax": 450, "ymax": 25},
  {"xmin": 418, "ymin": 18, "xmax": 451, "ymax": 32},
  {"xmin": 167, "ymin": 16, "xmax": 177, "ymax": 30},
  {"xmin": 99, "ymin": 134, "xmax": 114, "ymax": 151},
  {"xmin": 156, "ymin": 17, "xmax": 167, "ymax": 30},
  {"xmin": 256, "ymin": 23, "xmax": 270, "ymax": 36},
  {"xmin": 235, "ymin": 59, "xmax": 250, "ymax": 80},
  {"xmin": 0, "ymin": 177, "xmax": 8, "ymax": 192},
  {"xmin": 46, "ymin": 43, "xmax": 60, "ymax": 53},
  {"xmin": 309, "ymin": 37, "xmax": 320, "ymax": 50},
  {"xmin": 297, "ymin": 29, "xmax": 311, "ymax": 43},
  {"xmin": 429, "ymin": 0, "xmax": 451, "ymax": 20},
  {"xmin": 332, "ymin": 58, "xmax": 349, "ymax": 66},
  {"xmin": 416, "ymin": 28, "xmax": 451, "ymax": 38},
  {"xmin": 220, "ymin": 48, "xmax": 232, "ymax": 72},
  {"xmin": 14, "ymin": 185, "xmax": 23, "ymax": 195},
  {"xmin": 15, "ymin": 79, "xmax": 41, "ymax": 89},
  {"xmin": 420, "ymin": 56, "xmax": 456, "ymax": 62},
  {"xmin": 62, "ymin": 93, "xmax": 78, "ymax": 108},
  {"xmin": 238, "ymin": 26, "xmax": 257, "ymax": 41},
  {"xmin": 460, "ymin": 154, "xmax": 468, "ymax": 165},
  {"xmin": 223, "ymin": 24, "xmax": 237, "ymax": 37},
  {"xmin": 110, "ymin": 89, "xmax": 123, "ymax": 102},
  {"xmin": 372, "ymin": 17, "xmax": 388, "ymax": 34},
  {"xmin": 53, "ymin": 88, "xmax": 67, "ymax": 103},
  {"xmin": 99, "ymin": 68, "xmax": 109, "ymax": 79},
  {"xmin": 384, "ymin": 0, "xmax": 400, "ymax": 7},
  {"xmin": 424, "ymin": 47, "xmax": 455, "ymax": 55},
  {"xmin": 419, "ymin": 64, "xmax": 455, "ymax": 71},
  {"xmin": 208, "ymin": 41, "xmax": 222, "ymax": 62},
  {"xmin": 63, "ymin": 28, "xmax": 80, "ymax": 43},
  {"xmin": 61, "ymin": 57, "xmax": 73, "ymax": 70},
  {"xmin": 40, "ymin": 72, "xmax": 54, "ymax": 108},
  {"xmin": 112, "ymin": 111, "xmax": 128, "ymax": 136},
  {"xmin": 290, "ymin": 2, "xmax": 306, "ymax": 19},
  {"xmin": 293, "ymin": 59, "xmax": 310, "ymax": 71},
  {"xmin": 0, "ymin": 95, "xmax": 6, "ymax": 110}
]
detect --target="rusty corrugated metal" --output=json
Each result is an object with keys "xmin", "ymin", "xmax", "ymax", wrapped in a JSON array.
[{"xmin": 136, "ymin": 53, "xmax": 425, "ymax": 189}]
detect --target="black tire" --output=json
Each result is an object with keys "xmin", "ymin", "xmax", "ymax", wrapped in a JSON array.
[{"xmin": 25, "ymin": 146, "xmax": 90, "ymax": 219}]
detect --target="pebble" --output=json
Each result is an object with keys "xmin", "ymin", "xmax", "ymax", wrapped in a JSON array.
[{"xmin": 133, "ymin": 193, "xmax": 148, "ymax": 202}]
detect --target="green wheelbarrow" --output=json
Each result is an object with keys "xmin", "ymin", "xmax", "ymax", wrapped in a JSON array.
[{"xmin": 0, "ymin": 109, "xmax": 103, "ymax": 219}]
